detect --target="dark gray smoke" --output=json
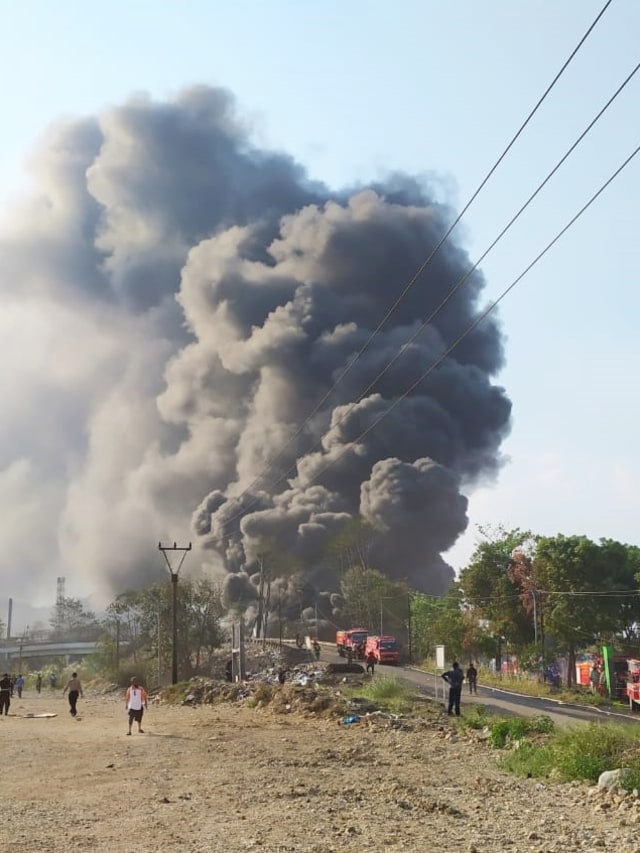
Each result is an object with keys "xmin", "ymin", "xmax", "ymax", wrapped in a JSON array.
[{"xmin": 0, "ymin": 85, "xmax": 510, "ymax": 611}]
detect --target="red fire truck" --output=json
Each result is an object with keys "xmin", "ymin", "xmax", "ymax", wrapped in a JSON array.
[
  {"xmin": 365, "ymin": 635, "xmax": 400, "ymax": 666},
  {"xmin": 336, "ymin": 628, "xmax": 368, "ymax": 660}
]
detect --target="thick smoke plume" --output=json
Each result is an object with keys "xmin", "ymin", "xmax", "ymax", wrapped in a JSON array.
[{"xmin": 0, "ymin": 85, "xmax": 510, "ymax": 614}]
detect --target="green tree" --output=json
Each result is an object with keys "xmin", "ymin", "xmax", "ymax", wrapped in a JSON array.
[
  {"xmin": 410, "ymin": 585, "xmax": 490, "ymax": 663},
  {"xmin": 534, "ymin": 535, "xmax": 640, "ymax": 685},
  {"xmin": 105, "ymin": 577, "xmax": 225, "ymax": 681},
  {"xmin": 339, "ymin": 566, "xmax": 408, "ymax": 639},
  {"xmin": 458, "ymin": 526, "xmax": 536, "ymax": 648}
]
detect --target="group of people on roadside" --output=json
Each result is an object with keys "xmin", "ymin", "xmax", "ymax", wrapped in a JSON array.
[{"xmin": 0, "ymin": 673, "xmax": 27, "ymax": 714}]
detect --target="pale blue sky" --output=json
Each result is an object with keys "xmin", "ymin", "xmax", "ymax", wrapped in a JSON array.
[{"xmin": 1, "ymin": 0, "xmax": 638, "ymax": 584}]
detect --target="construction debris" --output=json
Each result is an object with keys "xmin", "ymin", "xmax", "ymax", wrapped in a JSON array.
[{"xmin": 157, "ymin": 644, "xmax": 441, "ymax": 734}]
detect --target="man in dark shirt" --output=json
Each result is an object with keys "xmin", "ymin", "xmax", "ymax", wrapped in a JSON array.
[
  {"xmin": 0, "ymin": 673, "xmax": 12, "ymax": 716},
  {"xmin": 466, "ymin": 662, "xmax": 478, "ymax": 695},
  {"xmin": 442, "ymin": 661, "xmax": 464, "ymax": 716}
]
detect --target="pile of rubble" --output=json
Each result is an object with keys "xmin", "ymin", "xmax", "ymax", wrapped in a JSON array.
[
  {"xmin": 155, "ymin": 642, "xmax": 455, "ymax": 734},
  {"xmin": 171, "ymin": 662, "xmax": 353, "ymax": 719}
]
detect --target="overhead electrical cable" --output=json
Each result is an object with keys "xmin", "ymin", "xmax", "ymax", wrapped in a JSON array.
[
  {"xmin": 304, "ymin": 142, "xmax": 640, "ymax": 488},
  {"xmin": 324, "ymin": 57, "xmax": 640, "ymax": 413},
  {"xmin": 211, "ymin": 1, "xmax": 613, "ymax": 516},
  {"xmin": 246, "ymin": 142, "xmax": 640, "ymax": 504},
  {"xmin": 203, "ymin": 142, "xmax": 640, "ymax": 546},
  {"xmin": 209, "ymin": 77, "xmax": 639, "ymax": 541}
]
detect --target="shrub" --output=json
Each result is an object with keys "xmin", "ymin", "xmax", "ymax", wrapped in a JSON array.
[
  {"xmin": 461, "ymin": 704, "xmax": 490, "ymax": 730},
  {"xmin": 499, "ymin": 721, "xmax": 640, "ymax": 789},
  {"xmin": 345, "ymin": 677, "xmax": 417, "ymax": 713},
  {"xmin": 489, "ymin": 718, "xmax": 530, "ymax": 749},
  {"xmin": 551, "ymin": 724, "xmax": 629, "ymax": 783},
  {"xmin": 529, "ymin": 714, "xmax": 554, "ymax": 734}
]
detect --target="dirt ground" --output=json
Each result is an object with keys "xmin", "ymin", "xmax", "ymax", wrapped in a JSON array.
[{"xmin": 3, "ymin": 685, "xmax": 640, "ymax": 853}]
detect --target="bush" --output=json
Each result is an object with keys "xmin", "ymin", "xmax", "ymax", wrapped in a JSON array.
[
  {"xmin": 485, "ymin": 715, "xmax": 555, "ymax": 749},
  {"xmin": 552, "ymin": 724, "xmax": 630, "ymax": 782},
  {"xmin": 529, "ymin": 714, "xmax": 554, "ymax": 734},
  {"xmin": 461, "ymin": 704, "xmax": 490, "ymax": 730},
  {"xmin": 489, "ymin": 718, "xmax": 530, "ymax": 748},
  {"xmin": 345, "ymin": 677, "xmax": 417, "ymax": 714},
  {"xmin": 499, "ymin": 721, "xmax": 640, "ymax": 789},
  {"xmin": 501, "ymin": 740, "xmax": 555, "ymax": 778}
]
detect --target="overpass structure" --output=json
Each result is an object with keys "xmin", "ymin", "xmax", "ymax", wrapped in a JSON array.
[{"xmin": 0, "ymin": 639, "xmax": 99, "ymax": 665}]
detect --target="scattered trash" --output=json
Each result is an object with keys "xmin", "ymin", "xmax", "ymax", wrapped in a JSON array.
[
  {"xmin": 341, "ymin": 715, "xmax": 361, "ymax": 725},
  {"xmin": 23, "ymin": 713, "xmax": 58, "ymax": 719}
]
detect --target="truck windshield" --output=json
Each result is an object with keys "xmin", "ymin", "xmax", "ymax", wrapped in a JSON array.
[
  {"xmin": 350, "ymin": 632, "xmax": 367, "ymax": 644},
  {"xmin": 380, "ymin": 641, "xmax": 396, "ymax": 650}
]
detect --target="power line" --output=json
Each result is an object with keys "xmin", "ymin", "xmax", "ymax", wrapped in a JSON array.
[
  {"xmin": 344, "ymin": 57, "xmax": 640, "ymax": 406},
  {"xmin": 300, "ymin": 142, "xmax": 640, "ymax": 494},
  {"xmin": 204, "ymin": 1, "xmax": 613, "ymax": 525},
  {"xmin": 202, "ymin": 140, "xmax": 640, "ymax": 549}
]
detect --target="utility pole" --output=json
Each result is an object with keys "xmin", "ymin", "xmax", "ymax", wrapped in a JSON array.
[
  {"xmin": 158, "ymin": 541, "xmax": 192, "ymax": 685},
  {"xmin": 157, "ymin": 610, "xmax": 161, "ymax": 687},
  {"xmin": 407, "ymin": 594, "xmax": 412, "ymax": 664}
]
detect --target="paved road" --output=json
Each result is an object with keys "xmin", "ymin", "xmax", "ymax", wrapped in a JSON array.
[
  {"xmin": 313, "ymin": 644, "xmax": 640, "ymax": 728},
  {"xmin": 397, "ymin": 665, "xmax": 640, "ymax": 728}
]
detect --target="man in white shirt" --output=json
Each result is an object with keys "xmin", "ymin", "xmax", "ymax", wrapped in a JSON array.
[{"xmin": 125, "ymin": 677, "xmax": 148, "ymax": 735}]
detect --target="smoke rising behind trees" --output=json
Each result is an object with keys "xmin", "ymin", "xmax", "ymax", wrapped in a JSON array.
[{"xmin": 0, "ymin": 85, "xmax": 511, "ymax": 612}]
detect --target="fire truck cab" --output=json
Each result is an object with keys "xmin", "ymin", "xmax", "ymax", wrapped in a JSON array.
[
  {"xmin": 336, "ymin": 628, "xmax": 368, "ymax": 659},
  {"xmin": 365, "ymin": 635, "xmax": 399, "ymax": 666}
]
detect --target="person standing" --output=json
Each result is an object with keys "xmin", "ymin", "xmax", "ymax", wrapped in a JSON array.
[
  {"xmin": 589, "ymin": 664, "xmax": 600, "ymax": 694},
  {"xmin": 366, "ymin": 650, "xmax": 376, "ymax": 676},
  {"xmin": 35, "ymin": 673, "xmax": 42, "ymax": 694},
  {"xmin": 14, "ymin": 674, "xmax": 25, "ymax": 699},
  {"xmin": 125, "ymin": 677, "xmax": 148, "ymax": 735},
  {"xmin": 63, "ymin": 672, "xmax": 84, "ymax": 717},
  {"xmin": 466, "ymin": 662, "xmax": 478, "ymax": 695},
  {"xmin": 0, "ymin": 673, "xmax": 11, "ymax": 716},
  {"xmin": 442, "ymin": 661, "xmax": 464, "ymax": 716}
]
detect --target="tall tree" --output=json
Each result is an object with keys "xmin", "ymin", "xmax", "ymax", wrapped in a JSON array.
[
  {"xmin": 534, "ymin": 534, "xmax": 636, "ymax": 685},
  {"xmin": 458, "ymin": 526, "xmax": 536, "ymax": 647},
  {"xmin": 50, "ymin": 597, "xmax": 101, "ymax": 640},
  {"xmin": 105, "ymin": 577, "xmax": 225, "ymax": 680},
  {"xmin": 339, "ymin": 566, "xmax": 408, "ymax": 638},
  {"xmin": 410, "ymin": 585, "xmax": 493, "ymax": 663}
]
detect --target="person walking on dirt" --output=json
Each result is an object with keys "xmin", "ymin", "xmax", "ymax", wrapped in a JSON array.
[
  {"xmin": 36, "ymin": 673, "xmax": 42, "ymax": 694},
  {"xmin": 63, "ymin": 672, "xmax": 84, "ymax": 717},
  {"xmin": 0, "ymin": 672, "xmax": 11, "ymax": 716},
  {"xmin": 466, "ymin": 662, "xmax": 478, "ymax": 695},
  {"xmin": 125, "ymin": 677, "xmax": 148, "ymax": 735},
  {"xmin": 442, "ymin": 661, "xmax": 464, "ymax": 716},
  {"xmin": 312, "ymin": 640, "xmax": 321, "ymax": 661},
  {"xmin": 366, "ymin": 651, "xmax": 376, "ymax": 676}
]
